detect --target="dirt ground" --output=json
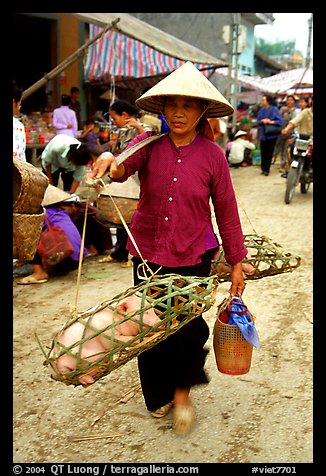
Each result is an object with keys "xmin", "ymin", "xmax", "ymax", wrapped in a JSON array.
[{"xmin": 13, "ymin": 160, "xmax": 313, "ymax": 465}]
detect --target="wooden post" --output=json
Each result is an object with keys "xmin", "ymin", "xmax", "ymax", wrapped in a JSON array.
[{"xmin": 22, "ymin": 17, "xmax": 120, "ymax": 100}]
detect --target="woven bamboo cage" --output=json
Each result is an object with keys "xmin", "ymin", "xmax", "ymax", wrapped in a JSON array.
[
  {"xmin": 38, "ymin": 273, "xmax": 219, "ymax": 387},
  {"xmin": 13, "ymin": 158, "xmax": 49, "ymax": 214},
  {"xmin": 211, "ymin": 234, "xmax": 301, "ymax": 281},
  {"xmin": 13, "ymin": 208, "xmax": 45, "ymax": 262}
]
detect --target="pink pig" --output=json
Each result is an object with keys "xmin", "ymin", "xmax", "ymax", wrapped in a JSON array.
[{"xmin": 50, "ymin": 295, "xmax": 162, "ymax": 387}]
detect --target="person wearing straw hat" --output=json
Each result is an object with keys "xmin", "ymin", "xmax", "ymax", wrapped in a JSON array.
[
  {"xmin": 89, "ymin": 61, "xmax": 248, "ymax": 434},
  {"xmin": 228, "ymin": 129, "xmax": 256, "ymax": 168},
  {"xmin": 60, "ymin": 196, "xmax": 113, "ymax": 258},
  {"xmin": 16, "ymin": 185, "xmax": 88, "ymax": 285}
]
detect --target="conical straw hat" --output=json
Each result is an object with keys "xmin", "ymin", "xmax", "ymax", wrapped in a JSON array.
[
  {"xmin": 136, "ymin": 61, "xmax": 234, "ymax": 118},
  {"xmin": 41, "ymin": 185, "xmax": 72, "ymax": 207}
]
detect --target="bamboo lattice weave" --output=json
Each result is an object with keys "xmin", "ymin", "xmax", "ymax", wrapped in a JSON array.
[
  {"xmin": 211, "ymin": 234, "xmax": 301, "ymax": 281},
  {"xmin": 38, "ymin": 234, "xmax": 301, "ymax": 387},
  {"xmin": 40, "ymin": 273, "xmax": 219, "ymax": 387}
]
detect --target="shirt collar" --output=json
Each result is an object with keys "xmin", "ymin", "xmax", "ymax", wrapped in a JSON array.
[{"xmin": 173, "ymin": 134, "xmax": 201, "ymax": 151}]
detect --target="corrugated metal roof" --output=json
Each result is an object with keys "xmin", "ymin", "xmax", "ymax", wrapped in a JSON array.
[{"xmin": 71, "ymin": 12, "xmax": 227, "ymax": 67}]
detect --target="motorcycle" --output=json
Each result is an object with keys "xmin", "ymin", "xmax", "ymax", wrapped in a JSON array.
[{"xmin": 284, "ymin": 132, "xmax": 313, "ymax": 204}]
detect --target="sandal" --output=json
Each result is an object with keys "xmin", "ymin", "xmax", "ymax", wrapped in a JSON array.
[
  {"xmin": 173, "ymin": 404, "xmax": 195, "ymax": 435},
  {"xmin": 16, "ymin": 275, "xmax": 48, "ymax": 285},
  {"xmin": 85, "ymin": 251, "xmax": 98, "ymax": 258},
  {"xmin": 121, "ymin": 261, "xmax": 133, "ymax": 268},
  {"xmin": 98, "ymin": 255, "xmax": 116, "ymax": 263},
  {"xmin": 150, "ymin": 401, "xmax": 173, "ymax": 419},
  {"xmin": 98, "ymin": 256, "xmax": 126, "ymax": 264}
]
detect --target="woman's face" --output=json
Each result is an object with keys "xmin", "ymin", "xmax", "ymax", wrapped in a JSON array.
[
  {"xmin": 163, "ymin": 96, "xmax": 205, "ymax": 136},
  {"xmin": 261, "ymin": 96, "xmax": 269, "ymax": 108},
  {"xmin": 109, "ymin": 110, "xmax": 128, "ymax": 128},
  {"xmin": 286, "ymin": 97, "xmax": 296, "ymax": 108}
]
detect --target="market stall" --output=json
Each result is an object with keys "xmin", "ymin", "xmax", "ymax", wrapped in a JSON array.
[{"xmin": 73, "ymin": 12, "xmax": 227, "ymax": 95}]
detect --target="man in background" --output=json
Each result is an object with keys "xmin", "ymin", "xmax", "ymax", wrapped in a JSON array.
[{"xmin": 69, "ymin": 86, "xmax": 82, "ymax": 130}]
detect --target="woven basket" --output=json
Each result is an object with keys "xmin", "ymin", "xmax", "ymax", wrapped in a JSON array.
[
  {"xmin": 213, "ymin": 296, "xmax": 255, "ymax": 375},
  {"xmin": 13, "ymin": 208, "xmax": 45, "ymax": 262},
  {"xmin": 211, "ymin": 234, "xmax": 301, "ymax": 281},
  {"xmin": 97, "ymin": 195, "xmax": 139, "ymax": 225},
  {"xmin": 38, "ymin": 273, "xmax": 219, "ymax": 387},
  {"xmin": 13, "ymin": 158, "xmax": 49, "ymax": 214}
]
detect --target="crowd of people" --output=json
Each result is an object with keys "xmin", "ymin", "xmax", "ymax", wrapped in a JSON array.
[
  {"xmin": 13, "ymin": 69, "xmax": 313, "ymax": 436},
  {"xmin": 13, "ymin": 78, "xmax": 313, "ymax": 186}
]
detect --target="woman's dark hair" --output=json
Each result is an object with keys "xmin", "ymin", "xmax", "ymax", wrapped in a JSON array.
[
  {"xmin": 68, "ymin": 144, "xmax": 92, "ymax": 166},
  {"xmin": 191, "ymin": 99, "xmax": 210, "ymax": 133},
  {"xmin": 61, "ymin": 94, "xmax": 71, "ymax": 106},
  {"xmin": 110, "ymin": 99, "xmax": 140, "ymax": 117},
  {"xmin": 264, "ymin": 94, "xmax": 276, "ymax": 106},
  {"xmin": 13, "ymin": 80, "xmax": 23, "ymax": 102}
]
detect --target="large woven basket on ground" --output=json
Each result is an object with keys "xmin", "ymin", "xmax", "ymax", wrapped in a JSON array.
[
  {"xmin": 96, "ymin": 195, "xmax": 139, "ymax": 225},
  {"xmin": 211, "ymin": 234, "xmax": 301, "ymax": 281},
  {"xmin": 13, "ymin": 208, "xmax": 45, "ymax": 262},
  {"xmin": 38, "ymin": 273, "xmax": 219, "ymax": 387},
  {"xmin": 13, "ymin": 158, "xmax": 48, "ymax": 214}
]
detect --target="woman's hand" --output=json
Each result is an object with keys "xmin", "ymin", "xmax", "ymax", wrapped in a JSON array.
[
  {"xmin": 229, "ymin": 262, "xmax": 246, "ymax": 297},
  {"xmin": 125, "ymin": 118, "xmax": 144, "ymax": 133},
  {"xmin": 89, "ymin": 152, "xmax": 120, "ymax": 179}
]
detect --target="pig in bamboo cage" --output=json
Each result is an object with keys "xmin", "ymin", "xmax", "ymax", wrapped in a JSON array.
[{"xmin": 36, "ymin": 273, "xmax": 219, "ymax": 387}]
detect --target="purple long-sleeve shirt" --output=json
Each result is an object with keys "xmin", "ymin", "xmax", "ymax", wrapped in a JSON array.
[
  {"xmin": 113, "ymin": 131, "xmax": 247, "ymax": 267},
  {"xmin": 45, "ymin": 207, "xmax": 87, "ymax": 261},
  {"xmin": 52, "ymin": 105, "xmax": 78, "ymax": 138}
]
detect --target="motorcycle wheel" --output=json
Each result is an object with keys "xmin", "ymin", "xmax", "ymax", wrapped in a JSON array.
[
  {"xmin": 285, "ymin": 166, "xmax": 300, "ymax": 204},
  {"xmin": 300, "ymin": 181, "xmax": 310, "ymax": 194}
]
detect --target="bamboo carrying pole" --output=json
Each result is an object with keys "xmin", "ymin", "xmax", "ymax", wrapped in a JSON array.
[{"xmin": 21, "ymin": 17, "xmax": 120, "ymax": 100}]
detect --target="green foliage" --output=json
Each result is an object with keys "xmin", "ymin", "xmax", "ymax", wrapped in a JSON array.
[{"xmin": 256, "ymin": 38, "xmax": 296, "ymax": 55}]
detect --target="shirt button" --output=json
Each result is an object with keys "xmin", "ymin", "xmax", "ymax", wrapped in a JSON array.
[
  {"xmin": 168, "ymin": 197, "xmax": 173, "ymax": 201},
  {"xmin": 165, "ymin": 216, "xmax": 169, "ymax": 221},
  {"xmin": 177, "ymin": 159, "xmax": 182, "ymax": 163},
  {"xmin": 173, "ymin": 177, "xmax": 177, "ymax": 182}
]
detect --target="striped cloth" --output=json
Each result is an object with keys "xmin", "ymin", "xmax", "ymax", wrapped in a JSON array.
[{"xmin": 84, "ymin": 24, "xmax": 215, "ymax": 83}]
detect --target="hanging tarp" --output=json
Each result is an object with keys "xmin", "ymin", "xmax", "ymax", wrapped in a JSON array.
[
  {"xmin": 215, "ymin": 67, "xmax": 313, "ymax": 96},
  {"xmin": 73, "ymin": 13, "xmax": 226, "ymax": 66},
  {"xmin": 261, "ymin": 67, "xmax": 313, "ymax": 94},
  {"xmin": 215, "ymin": 68, "xmax": 275, "ymax": 94},
  {"xmin": 83, "ymin": 23, "xmax": 219, "ymax": 85}
]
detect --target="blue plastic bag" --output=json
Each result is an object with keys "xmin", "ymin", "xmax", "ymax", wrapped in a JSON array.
[{"xmin": 227, "ymin": 297, "xmax": 260, "ymax": 348}]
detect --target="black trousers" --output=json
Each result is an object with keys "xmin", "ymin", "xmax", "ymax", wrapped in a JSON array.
[
  {"xmin": 260, "ymin": 138, "xmax": 277, "ymax": 174},
  {"xmin": 132, "ymin": 248, "xmax": 217, "ymax": 411},
  {"xmin": 110, "ymin": 227, "xmax": 129, "ymax": 262},
  {"xmin": 42, "ymin": 166, "xmax": 74, "ymax": 192}
]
